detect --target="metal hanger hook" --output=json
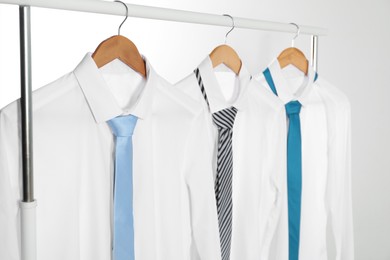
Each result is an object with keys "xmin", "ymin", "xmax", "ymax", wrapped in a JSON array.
[
  {"xmin": 290, "ymin": 22, "xmax": 300, "ymax": 47},
  {"xmin": 115, "ymin": 0, "xmax": 129, "ymax": 35},
  {"xmin": 223, "ymin": 14, "xmax": 235, "ymax": 44}
]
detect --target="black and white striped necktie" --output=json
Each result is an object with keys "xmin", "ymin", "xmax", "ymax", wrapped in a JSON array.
[
  {"xmin": 194, "ymin": 68, "xmax": 237, "ymax": 260},
  {"xmin": 213, "ymin": 107, "xmax": 238, "ymax": 260}
]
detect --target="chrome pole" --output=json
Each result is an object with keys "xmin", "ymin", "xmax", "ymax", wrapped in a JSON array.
[
  {"xmin": 19, "ymin": 5, "xmax": 37, "ymax": 260},
  {"xmin": 20, "ymin": 5, "xmax": 34, "ymax": 203},
  {"xmin": 311, "ymin": 35, "xmax": 319, "ymax": 72}
]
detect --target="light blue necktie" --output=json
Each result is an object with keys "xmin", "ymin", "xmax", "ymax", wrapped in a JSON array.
[
  {"xmin": 285, "ymin": 101, "xmax": 302, "ymax": 260},
  {"xmin": 108, "ymin": 115, "xmax": 138, "ymax": 260}
]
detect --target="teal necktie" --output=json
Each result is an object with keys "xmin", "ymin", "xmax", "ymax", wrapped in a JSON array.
[
  {"xmin": 108, "ymin": 115, "xmax": 138, "ymax": 260},
  {"xmin": 285, "ymin": 101, "xmax": 302, "ymax": 260},
  {"xmin": 263, "ymin": 68, "xmax": 314, "ymax": 260}
]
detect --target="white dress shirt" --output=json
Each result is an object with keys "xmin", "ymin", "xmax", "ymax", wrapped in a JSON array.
[
  {"xmin": 175, "ymin": 56, "xmax": 286, "ymax": 260},
  {"xmin": 0, "ymin": 53, "xmax": 202, "ymax": 260},
  {"xmin": 255, "ymin": 59, "xmax": 354, "ymax": 260}
]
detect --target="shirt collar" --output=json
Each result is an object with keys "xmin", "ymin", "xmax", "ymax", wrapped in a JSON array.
[
  {"xmin": 197, "ymin": 55, "xmax": 252, "ymax": 113},
  {"xmin": 73, "ymin": 53, "xmax": 157, "ymax": 123},
  {"xmin": 267, "ymin": 58, "xmax": 316, "ymax": 106}
]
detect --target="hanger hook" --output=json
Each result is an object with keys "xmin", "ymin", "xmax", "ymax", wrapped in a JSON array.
[
  {"xmin": 223, "ymin": 14, "xmax": 235, "ymax": 44},
  {"xmin": 115, "ymin": 0, "xmax": 129, "ymax": 35},
  {"xmin": 290, "ymin": 22, "xmax": 300, "ymax": 47}
]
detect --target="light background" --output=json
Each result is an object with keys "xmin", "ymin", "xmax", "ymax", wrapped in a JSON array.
[{"xmin": 0, "ymin": 0, "xmax": 389, "ymax": 259}]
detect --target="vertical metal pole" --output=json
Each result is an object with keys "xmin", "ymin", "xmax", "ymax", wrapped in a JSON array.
[
  {"xmin": 19, "ymin": 5, "xmax": 37, "ymax": 260},
  {"xmin": 20, "ymin": 5, "xmax": 33, "ymax": 203},
  {"xmin": 310, "ymin": 35, "xmax": 319, "ymax": 72}
]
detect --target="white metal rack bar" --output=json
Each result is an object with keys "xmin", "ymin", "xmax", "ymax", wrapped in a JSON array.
[
  {"xmin": 1, "ymin": 0, "xmax": 328, "ymax": 35},
  {"xmin": 0, "ymin": 1, "xmax": 327, "ymax": 260}
]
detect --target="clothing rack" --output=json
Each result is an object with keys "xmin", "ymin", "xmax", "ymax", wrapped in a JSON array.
[{"xmin": 0, "ymin": 1, "xmax": 327, "ymax": 260}]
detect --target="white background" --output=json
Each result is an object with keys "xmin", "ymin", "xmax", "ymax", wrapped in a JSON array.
[{"xmin": 1, "ymin": 0, "xmax": 389, "ymax": 259}]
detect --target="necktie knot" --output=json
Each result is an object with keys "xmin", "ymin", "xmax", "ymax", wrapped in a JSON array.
[
  {"xmin": 108, "ymin": 115, "xmax": 138, "ymax": 137},
  {"xmin": 212, "ymin": 107, "xmax": 238, "ymax": 130},
  {"xmin": 285, "ymin": 101, "xmax": 302, "ymax": 116}
]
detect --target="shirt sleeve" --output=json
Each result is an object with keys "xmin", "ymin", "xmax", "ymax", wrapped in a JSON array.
[
  {"xmin": 181, "ymin": 112, "xmax": 221, "ymax": 260},
  {"xmin": 0, "ymin": 102, "xmax": 22, "ymax": 260},
  {"xmin": 326, "ymin": 98, "xmax": 354, "ymax": 259}
]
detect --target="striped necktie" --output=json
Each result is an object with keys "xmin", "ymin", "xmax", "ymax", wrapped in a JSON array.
[
  {"xmin": 285, "ymin": 101, "xmax": 302, "ymax": 260},
  {"xmin": 108, "ymin": 115, "xmax": 138, "ymax": 260},
  {"xmin": 194, "ymin": 68, "xmax": 238, "ymax": 260},
  {"xmin": 213, "ymin": 107, "xmax": 238, "ymax": 260}
]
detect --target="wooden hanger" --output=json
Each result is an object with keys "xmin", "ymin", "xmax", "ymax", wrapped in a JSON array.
[
  {"xmin": 277, "ymin": 23, "xmax": 308, "ymax": 75},
  {"xmin": 277, "ymin": 47, "xmax": 308, "ymax": 75},
  {"xmin": 209, "ymin": 44, "xmax": 242, "ymax": 75},
  {"xmin": 92, "ymin": 35, "xmax": 146, "ymax": 77},
  {"xmin": 209, "ymin": 14, "xmax": 242, "ymax": 75},
  {"xmin": 92, "ymin": 1, "xmax": 146, "ymax": 78}
]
